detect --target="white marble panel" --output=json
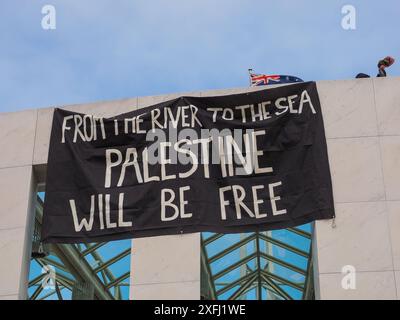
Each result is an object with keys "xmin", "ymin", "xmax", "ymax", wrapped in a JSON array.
[
  {"xmin": 33, "ymin": 108, "xmax": 53, "ymax": 165},
  {"xmin": 63, "ymin": 97, "xmax": 138, "ymax": 117},
  {"xmin": 0, "ymin": 166, "xmax": 33, "ymax": 230},
  {"xmin": 131, "ymin": 233, "xmax": 200, "ymax": 285},
  {"xmin": 327, "ymin": 137, "xmax": 385, "ymax": 203},
  {"xmin": 0, "ymin": 109, "xmax": 37, "ymax": 168},
  {"xmin": 373, "ymin": 76, "xmax": 400, "ymax": 135},
  {"xmin": 315, "ymin": 201, "xmax": 392, "ymax": 273},
  {"xmin": 0, "ymin": 227, "xmax": 27, "ymax": 296},
  {"xmin": 387, "ymin": 201, "xmax": 400, "ymax": 271},
  {"xmin": 317, "ymin": 79, "xmax": 378, "ymax": 139},
  {"xmin": 0, "ymin": 294, "xmax": 19, "ymax": 300},
  {"xmin": 318, "ymin": 271, "xmax": 397, "ymax": 300},
  {"xmin": 130, "ymin": 281, "xmax": 200, "ymax": 300},
  {"xmin": 380, "ymin": 136, "xmax": 400, "ymax": 200}
]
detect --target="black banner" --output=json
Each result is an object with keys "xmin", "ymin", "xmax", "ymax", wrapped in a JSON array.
[{"xmin": 42, "ymin": 82, "xmax": 334, "ymax": 243}]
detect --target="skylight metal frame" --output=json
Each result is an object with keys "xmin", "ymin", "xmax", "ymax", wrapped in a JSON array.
[
  {"xmin": 201, "ymin": 227, "xmax": 314, "ymax": 300},
  {"xmin": 28, "ymin": 196, "xmax": 131, "ymax": 300}
]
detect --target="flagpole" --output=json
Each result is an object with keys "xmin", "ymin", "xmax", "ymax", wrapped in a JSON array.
[{"xmin": 248, "ymin": 68, "xmax": 253, "ymax": 87}]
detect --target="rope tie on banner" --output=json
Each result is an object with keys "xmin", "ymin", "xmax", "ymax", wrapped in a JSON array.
[{"xmin": 331, "ymin": 217, "xmax": 336, "ymax": 229}]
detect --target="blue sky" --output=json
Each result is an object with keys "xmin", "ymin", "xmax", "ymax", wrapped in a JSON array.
[{"xmin": 1, "ymin": 0, "xmax": 399, "ymax": 112}]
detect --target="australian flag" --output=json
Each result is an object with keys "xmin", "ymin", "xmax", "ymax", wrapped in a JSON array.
[{"xmin": 250, "ymin": 72, "xmax": 303, "ymax": 86}]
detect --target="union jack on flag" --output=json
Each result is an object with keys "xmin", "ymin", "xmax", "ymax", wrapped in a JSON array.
[
  {"xmin": 250, "ymin": 73, "xmax": 281, "ymax": 86},
  {"xmin": 249, "ymin": 72, "xmax": 303, "ymax": 86}
]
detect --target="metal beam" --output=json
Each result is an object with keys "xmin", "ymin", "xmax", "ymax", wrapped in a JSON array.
[
  {"xmin": 81, "ymin": 243, "xmax": 106, "ymax": 256},
  {"xmin": 261, "ymin": 270, "xmax": 303, "ymax": 291},
  {"xmin": 287, "ymin": 227, "xmax": 311, "ymax": 239},
  {"xmin": 56, "ymin": 243, "xmax": 114, "ymax": 300},
  {"xmin": 258, "ymin": 233, "xmax": 309, "ymax": 258},
  {"xmin": 216, "ymin": 271, "xmax": 257, "ymax": 296},
  {"xmin": 35, "ymin": 197, "xmax": 114, "ymax": 300},
  {"xmin": 228, "ymin": 274, "xmax": 257, "ymax": 300},
  {"xmin": 28, "ymin": 273, "xmax": 46, "ymax": 287},
  {"xmin": 201, "ymin": 237, "xmax": 217, "ymax": 299},
  {"xmin": 255, "ymin": 232, "xmax": 262, "ymax": 300},
  {"xmin": 55, "ymin": 282, "xmax": 63, "ymax": 300},
  {"xmin": 94, "ymin": 249, "xmax": 130, "ymax": 273},
  {"xmin": 261, "ymin": 274, "xmax": 292, "ymax": 300},
  {"xmin": 203, "ymin": 233, "xmax": 225, "ymax": 246},
  {"xmin": 208, "ymin": 233, "xmax": 256, "ymax": 264},
  {"xmin": 106, "ymin": 271, "xmax": 130, "ymax": 289},
  {"xmin": 29, "ymin": 284, "xmax": 44, "ymax": 300},
  {"xmin": 213, "ymin": 252, "xmax": 257, "ymax": 281},
  {"xmin": 302, "ymin": 246, "xmax": 314, "ymax": 300},
  {"xmin": 201, "ymin": 226, "xmax": 314, "ymax": 300},
  {"xmin": 260, "ymin": 252, "xmax": 307, "ymax": 276},
  {"xmin": 40, "ymin": 257, "xmax": 70, "ymax": 273}
]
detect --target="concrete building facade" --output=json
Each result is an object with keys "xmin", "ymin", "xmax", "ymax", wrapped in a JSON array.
[{"xmin": 0, "ymin": 77, "xmax": 399, "ymax": 300}]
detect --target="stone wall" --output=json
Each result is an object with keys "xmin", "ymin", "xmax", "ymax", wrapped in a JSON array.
[{"xmin": 0, "ymin": 78, "xmax": 399, "ymax": 299}]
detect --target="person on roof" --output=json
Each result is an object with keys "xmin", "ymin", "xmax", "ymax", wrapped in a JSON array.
[{"xmin": 377, "ymin": 56, "xmax": 395, "ymax": 77}]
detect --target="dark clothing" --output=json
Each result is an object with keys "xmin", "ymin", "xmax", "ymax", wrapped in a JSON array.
[
  {"xmin": 356, "ymin": 73, "xmax": 371, "ymax": 78},
  {"xmin": 377, "ymin": 68, "xmax": 387, "ymax": 77}
]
